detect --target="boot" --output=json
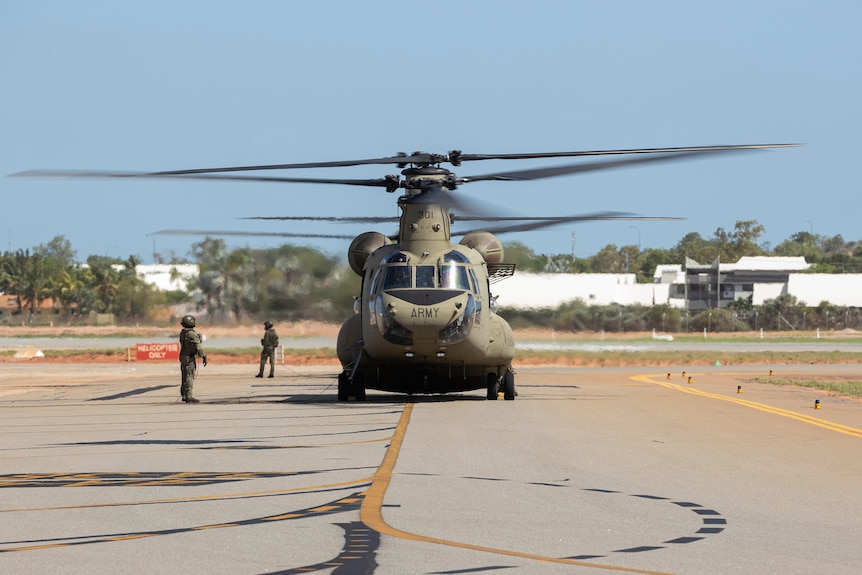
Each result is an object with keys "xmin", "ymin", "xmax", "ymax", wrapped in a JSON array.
[{"xmin": 268, "ymin": 372, "xmax": 274, "ymax": 378}]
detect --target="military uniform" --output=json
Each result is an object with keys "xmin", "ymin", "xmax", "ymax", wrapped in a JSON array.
[
  {"xmin": 256, "ymin": 321, "xmax": 279, "ymax": 378},
  {"xmin": 178, "ymin": 315, "xmax": 207, "ymax": 403}
]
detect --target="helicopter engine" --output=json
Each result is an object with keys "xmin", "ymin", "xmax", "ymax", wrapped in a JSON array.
[
  {"xmin": 347, "ymin": 232, "xmax": 391, "ymax": 275},
  {"xmin": 459, "ymin": 231, "xmax": 504, "ymax": 263}
]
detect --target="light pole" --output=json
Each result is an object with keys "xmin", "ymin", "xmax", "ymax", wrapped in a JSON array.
[
  {"xmin": 804, "ymin": 220, "xmax": 813, "ymax": 234},
  {"xmin": 630, "ymin": 225, "xmax": 641, "ymax": 250}
]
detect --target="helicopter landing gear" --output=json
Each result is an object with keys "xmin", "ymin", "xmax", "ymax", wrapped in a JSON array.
[
  {"xmin": 486, "ymin": 372, "xmax": 499, "ymax": 400},
  {"xmin": 337, "ymin": 371, "xmax": 350, "ymax": 402},
  {"xmin": 502, "ymin": 371, "xmax": 516, "ymax": 401},
  {"xmin": 337, "ymin": 371, "xmax": 366, "ymax": 402},
  {"xmin": 352, "ymin": 372, "xmax": 367, "ymax": 402}
]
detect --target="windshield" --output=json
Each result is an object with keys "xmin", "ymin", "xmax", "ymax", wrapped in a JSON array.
[
  {"xmin": 439, "ymin": 264, "xmax": 470, "ymax": 290},
  {"xmin": 383, "ymin": 265, "xmax": 412, "ymax": 289}
]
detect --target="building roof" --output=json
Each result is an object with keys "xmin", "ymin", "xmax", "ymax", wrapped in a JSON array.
[
  {"xmin": 135, "ymin": 264, "xmax": 198, "ymax": 292},
  {"xmin": 725, "ymin": 256, "xmax": 810, "ymax": 272}
]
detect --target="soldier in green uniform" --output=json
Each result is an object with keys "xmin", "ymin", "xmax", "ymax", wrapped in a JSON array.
[
  {"xmin": 178, "ymin": 314, "xmax": 207, "ymax": 403},
  {"xmin": 256, "ymin": 320, "xmax": 279, "ymax": 378}
]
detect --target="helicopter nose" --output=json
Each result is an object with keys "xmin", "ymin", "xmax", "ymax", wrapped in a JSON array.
[{"xmin": 382, "ymin": 290, "xmax": 468, "ymax": 328}]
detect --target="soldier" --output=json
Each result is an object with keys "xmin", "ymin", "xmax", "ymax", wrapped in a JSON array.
[
  {"xmin": 256, "ymin": 320, "xmax": 279, "ymax": 378},
  {"xmin": 178, "ymin": 314, "xmax": 207, "ymax": 403}
]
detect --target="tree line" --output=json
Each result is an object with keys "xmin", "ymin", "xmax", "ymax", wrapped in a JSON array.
[
  {"xmin": 1, "ymin": 221, "xmax": 860, "ymax": 331},
  {"xmin": 499, "ymin": 296, "xmax": 860, "ymax": 334},
  {"xmin": 505, "ymin": 220, "xmax": 862, "ymax": 280}
]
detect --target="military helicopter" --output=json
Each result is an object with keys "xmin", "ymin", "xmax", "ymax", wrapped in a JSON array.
[{"xmin": 16, "ymin": 143, "xmax": 797, "ymax": 401}]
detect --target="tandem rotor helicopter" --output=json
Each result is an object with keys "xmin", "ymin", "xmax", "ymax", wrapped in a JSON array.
[{"xmin": 16, "ymin": 143, "xmax": 797, "ymax": 401}]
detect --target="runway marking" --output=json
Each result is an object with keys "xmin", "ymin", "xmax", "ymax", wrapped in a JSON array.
[
  {"xmin": 0, "ymin": 477, "xmax": 372, "ymax": 513},
  {"xmin": 0, "ymin": 470, "xmax": 342, "ymax": 488},
  {"xmin": 634, "ymin": 374, "xmax": 862, "ymax": 438},
  {"xmin": 0, "ymin": 490, "xmax": 366, "ymax": 553},
  {"xmin": 361, "ymin": 402, "xmax": 679, "ymax": 575}
]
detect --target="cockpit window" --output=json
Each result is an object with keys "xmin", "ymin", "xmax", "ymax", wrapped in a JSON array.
[
  {"xmin": 439, "ymin": 251, "xmax": 471, "ymax": 289},
  {"xmin": 442, "ymin": 250, "xmax": 470, "ymax": 264},
  {"xmin": 383, "ymin": 265, "xmax": 412, "ymax": 289},
  {"xmin": 416, "ymin": 266, "xmax": 435, "ymax": 288},
  {"xmin": 370, "ymin": 268, "xmax": 384, "ymax": 294},
  {"xmin": 383, "ymin": 251, "xmax": 409, "ymax": 264},
  {"xmin": 468, "ymin": 267, "xmax": 481, "ymax": 295},
  {"xmin": 439, "ymin": 264, "xmax": 470, "ymax": 290}
]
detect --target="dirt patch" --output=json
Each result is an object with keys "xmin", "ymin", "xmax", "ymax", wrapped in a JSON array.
[
  {"xmin": 1, "ymin": 323, "xmax": 859, "ymax": 366},
  {"xmin": 1, "ymin": 352, "xmax": 341, "ymax": 365},
  {"xmin": 0, "ymin": 321, "xmax": 341, "ymax": 339}
]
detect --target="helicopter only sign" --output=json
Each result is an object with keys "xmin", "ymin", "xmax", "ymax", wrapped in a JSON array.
[{"xmin": 135, "ymin": 343, "xmax": 179, "ymax": 360}]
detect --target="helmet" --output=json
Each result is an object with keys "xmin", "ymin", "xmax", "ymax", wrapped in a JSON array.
[
  {"xmin": 263, "ymin": 321, "xmax": 273, "ymax": 329},
  {"xmin": 180, "ymin": 315, "xmax": 196, "ymax": 328}
]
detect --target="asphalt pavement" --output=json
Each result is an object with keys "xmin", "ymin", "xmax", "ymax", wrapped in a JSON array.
[{"xmin": 1, "ymin": 363, "xmax": 861, "ymax": 574}]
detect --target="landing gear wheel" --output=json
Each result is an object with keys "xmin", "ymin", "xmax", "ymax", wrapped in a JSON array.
[
  {"xmin": 502, "ymin": 371, "xmax": 515, "ymax": 400},
  {"xmin": 352, "ymin": 373, "xmax": 367, "ymax": 402},
  {"xmin": 486, "ymin": 372, "xmax": 499, "ymax": 400},
  {"xmin": 337, "ymin": 372, "xmax": 350, "ymax": 402}
]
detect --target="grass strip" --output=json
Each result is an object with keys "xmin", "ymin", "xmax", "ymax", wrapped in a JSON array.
[{"xmin": 751, "ymin": 377, "xmax": 862, "ymax": 398}]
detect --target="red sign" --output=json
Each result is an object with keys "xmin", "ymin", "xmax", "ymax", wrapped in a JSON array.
[{"xmin": 136, "ymin": 343, "xmax": 179, "ymax": 360}]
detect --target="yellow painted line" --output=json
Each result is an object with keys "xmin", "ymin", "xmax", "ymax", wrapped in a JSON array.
[
  {"xmin": 3, "ymin": 543, "xmax": 71, "ymax": 552},
  {"xmin": 360, "ymin": 403, "xmax": 676, "ymax": 575},
  {"xmin": 0, "ymin": 436, "xmax": 392, "ymax": 461},
  {"xmin": 309, "ymin": 505, "xmax": 338, "ymax": 512},
  {"xmin": 195, "ymin": 523, "xmax": 237, "ymax": 530},
  {"xmin": 263, "ymin": 513, "xmax": 303, "ymax": 521},
  {"xmin": 0, "ymin": 477, "xmax": 373, "ymax": 513},
  {"xmin": 633, "ymin": 374, "xmax": 862, "ymax": 438}
]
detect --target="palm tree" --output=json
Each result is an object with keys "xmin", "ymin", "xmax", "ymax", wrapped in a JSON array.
[
  {"xmin": 0, "ymin": 251, "xmax": 24, "ymax": 315},
  {"xmin": 48, "ymin": 270, "xmax": 83, "ymax": 321},
  {"xmin": 8, "ymin": 250, "xmax": 51, "ymax": 321}
]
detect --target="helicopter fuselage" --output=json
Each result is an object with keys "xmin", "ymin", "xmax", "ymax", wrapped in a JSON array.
[
  {"xmin": 336, "ymin": 186, "xmax": 515, "ymax": 398},
  {"xmin": 336, "ymin": 256, "xmax": 515, "ymax": 394}
]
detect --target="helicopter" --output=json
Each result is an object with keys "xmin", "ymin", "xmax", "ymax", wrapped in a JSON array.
[{"xmin": 15, "ymin": 143, "xmax": 797, "ymax": 400}]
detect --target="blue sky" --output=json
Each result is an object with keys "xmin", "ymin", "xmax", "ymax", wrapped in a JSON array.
[{"xmin": 1, "ymin": 1, "xmax": 858, "ymax": 264}]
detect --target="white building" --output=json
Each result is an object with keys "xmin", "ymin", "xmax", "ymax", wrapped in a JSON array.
[
  {"xmin": 493, "ymin": 273, "xmax": 673, "ymax": 309},
  {"xmin": 493, "ymin": 257, "xmax": 862, "ymax": 310},
  {"xmin": 132, "ymin": 260, "xmax": 862, "ymax": 311},
  {"xmin": 135, "ymin": 264, "xmax": 198, "ymax": 292}
]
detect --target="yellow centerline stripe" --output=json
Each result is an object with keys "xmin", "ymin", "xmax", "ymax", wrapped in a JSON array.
[
  {"xmin": 360, "ymin": 402, "xmax": 676, "ymax": 575},
  {"xmin": 633, "ymin": 374, "xmax": 862, "ymax": 438}
]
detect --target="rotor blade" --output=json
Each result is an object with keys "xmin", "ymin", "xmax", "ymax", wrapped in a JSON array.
[
  {"xmin": 239, "ymin": 215, "xmax": 398, "ymax": 223},
  {"xmin": 151, "ymin": 229, "xmax": 357, "ymax": 240},
  {"xmin": 461, "ymin": 150, "xmax": 752, "ymax": 182},
  {"xmin": 242, "ymin": 214, "xmax": 682, "ymax": 225},
  {"xmin": 11, "ymin": 144, "xmax": 800, "ymax": 180},
  {"xmin": 142, "ymin": 143, "xmax": 801, "ymax": 174},
  {"xmin": 455, "ymin": 214, "xmax": 682, "ymax": 236},
  {"xmin": 12, "ymin": 170, "xmax": 392, "ymax": 188},
  {"xmin": 456, "ymin": 143, "xmax": 800, "ymax": 163},
  {"xmin": 418, "ymin": 186, "xmax": 503, "ymax": 217},
  {"xmin": 145, "ymin": 153, "xmax": 442, "ymax": 175}
]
